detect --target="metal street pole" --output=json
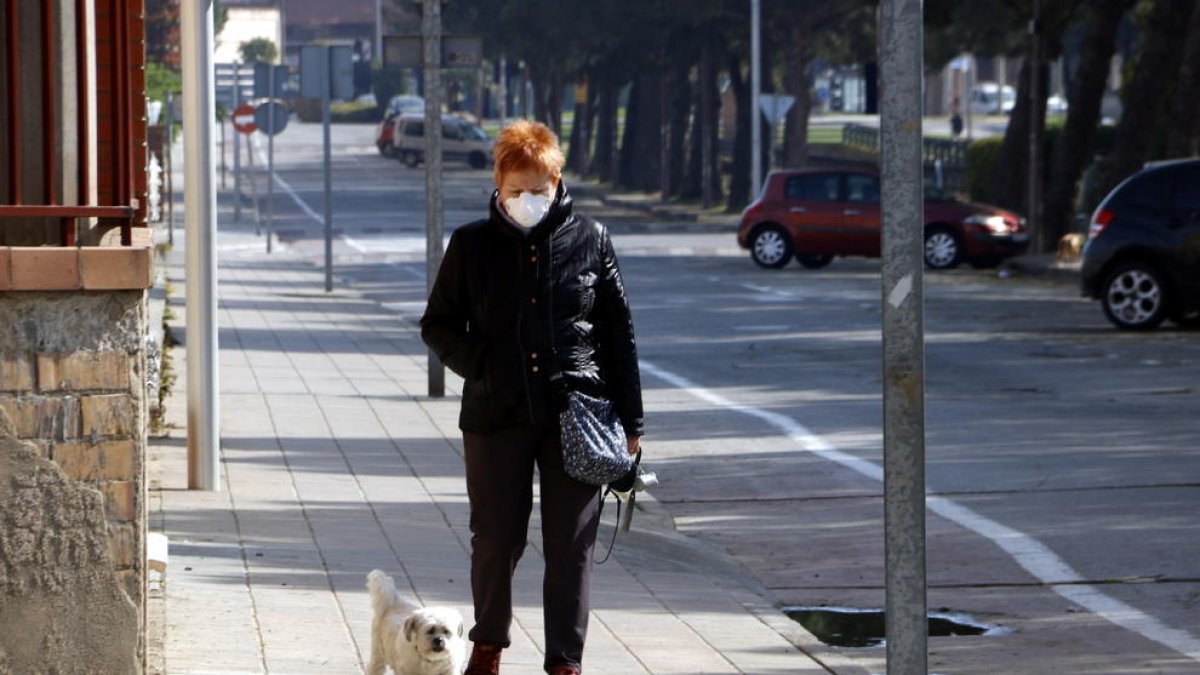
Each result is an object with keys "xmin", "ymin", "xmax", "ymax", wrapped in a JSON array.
[
  {"xmin": 322, "ymin": 46, "xmax": 334, "ymax": 292},
  {"xmin": 165, "ymin": 91, "xmax": 175, "ymax": 246},
  {"xmin": 879, "ymin": 0, "xmax": 927, "ymax": 673},
  {"xmin": 233, "ymin": 62, "xmax": 242, "ymax": 223},
  {"xmin": 181, "ymin": 0, "xmax": 221, "ymax": 491},
  {"xmin": 750, "ymin": 0, "xmax": 762, "ymax": 200},
  {"xmin": 499, "ymin": 55, "xmax": 507, "ymax": 125},
  {"xmin": 422, "ymin": 0, "xmax": 446, "ymax": 397},
  {"xmin": 266, "ymin": 64, "xmax": 275, "ymax": 253},
  {"xmin": 1028, "ymin": 0, "xmax": 1044, "ymax": 251}
]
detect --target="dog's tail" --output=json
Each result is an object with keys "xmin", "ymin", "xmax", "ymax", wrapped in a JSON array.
[{"xmin": 366, "ymin": 569, "xmax": 401, "ymax": 617}]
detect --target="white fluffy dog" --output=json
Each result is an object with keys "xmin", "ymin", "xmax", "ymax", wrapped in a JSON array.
[{"xmin": 367, "ymin": 569, "xmax": 467, "ymax": 675}]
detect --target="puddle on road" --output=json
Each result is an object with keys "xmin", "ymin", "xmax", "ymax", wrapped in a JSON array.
[{"xmin": 784, "ymin": 606, "xmax": 1008, "ymax": 648}]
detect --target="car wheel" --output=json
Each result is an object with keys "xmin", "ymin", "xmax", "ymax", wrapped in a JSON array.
[
  {"xmin": 750, "ymin": 225, "xmax": 793, "ymax": 269},
  {"xmin": 468, "ymin": 151, "xmax": 488, "ymax": 170},
  {"xmin": 796, "ymin": 253, "xmax": 834, "ymax": 269},
  {"xmin": 924, "ymin": 227, "xmax": 962, "ymax": 270},
  {"xmin": 401, "ymin": 151, "xmax": 420, "ymax": 168},
  {"xmin": 1101, "ymin": 262, "xmax": 1169, "ymax": 330}
]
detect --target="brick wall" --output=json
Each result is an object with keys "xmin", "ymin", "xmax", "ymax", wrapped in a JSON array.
[{"xmin": 0, "ymin": 290, "xmax": 148, "ymax": 609}]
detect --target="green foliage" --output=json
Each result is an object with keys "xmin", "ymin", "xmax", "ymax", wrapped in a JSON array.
[
  {"xmin": 965, "ymin": 136, "xmax": 1005, "ymax": 203},
  {"xmin": 371, "ymin": 65, "xmax": 410, "ymax": 116},
  {"xmin": 239, "ymin": 38, "xmax": 278, "ymax": 64},
  {"xmin": 145, "ymin": 62, "xmax": 182, "ymax": 102}
]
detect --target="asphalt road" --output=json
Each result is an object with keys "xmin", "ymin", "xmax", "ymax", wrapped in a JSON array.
[{"xmin": 229, "ymin": 121, "xmax": 1200, "ymax": 674}]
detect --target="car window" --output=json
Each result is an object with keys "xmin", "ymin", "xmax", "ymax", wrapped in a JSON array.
[
  {"xmin": 442, "ymin": 124, "xmax": 462, "ymax": 140},
  {"xmin": 785, "ymin": 174, "xmax": 840, "ymax": 202},
  {"xmin": 464, "ymin": 124, "xmax": 489, "ymax": 141},
  {"xmin": 1172, "ymin": 165, "xmax": 1200, "ymax": 213},
  {"xmin": 845, "ymin": 174, "xmax": 880, "ymax": 204},
  {"xmin": 403, "ymin": 121, "xmax": 424, "ymax": 137}
]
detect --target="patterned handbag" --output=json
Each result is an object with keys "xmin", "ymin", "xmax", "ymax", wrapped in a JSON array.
[{"xmin": 559, "ymin": 390, "xmax": 634, "ymax": 486}]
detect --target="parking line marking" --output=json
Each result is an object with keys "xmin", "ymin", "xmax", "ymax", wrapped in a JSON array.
[{"xmin": 639, "ymin": 359, "xmax": 1200, "ymax": 662}]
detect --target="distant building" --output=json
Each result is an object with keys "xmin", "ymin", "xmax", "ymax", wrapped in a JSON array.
[{"xmin": 215, "ymin": 0, "xmax": 282, "ymax": 64}]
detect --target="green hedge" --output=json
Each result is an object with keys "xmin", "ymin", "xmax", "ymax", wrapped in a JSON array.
[
  {"xmin": 372, "ymin": 65, "xmax": 410, "ymax": 116},
  {"xmin": 964, "ymin": 137, "xmax": 1005, "ymax": 203},
  {"xmin": 964, "ymin": 124, "xmax": 1117, "ymax": 204},
  {"xmin": 293, "ymin": 99, "xmax": 379, "ymax": 123}
]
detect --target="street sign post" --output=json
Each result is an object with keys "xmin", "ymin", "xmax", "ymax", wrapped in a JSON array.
[
  {"xmin": 418, "ymin": 0, "xmax": 447, "ymax": 398},
  {"xmin": 300, "ymin": 44, "xmax": 353, "ymax": 291},
  {"xmin": 253, "ymin": 101, "xmax": 288, "ymax": 136},
  {"xmin": 880, "ymin": 0, "xmax": 928, "ymax": 673},
  {"xmin": 232, "ymin": 103, "xmax": 257, "ymax": 134}
]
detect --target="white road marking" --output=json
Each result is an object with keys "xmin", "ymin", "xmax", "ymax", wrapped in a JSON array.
[
  {"xmin": 638, "ymin": 359, "xmax": 1200, "ymax": 662},
  {"xmin": 732, "ymin": 325, "xmax": 791, "ymax": 332}
]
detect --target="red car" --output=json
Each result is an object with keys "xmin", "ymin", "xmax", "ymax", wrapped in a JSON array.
[{"xmin": 737, "ymin": 169, "xmax": 1029, "ymax": 270}]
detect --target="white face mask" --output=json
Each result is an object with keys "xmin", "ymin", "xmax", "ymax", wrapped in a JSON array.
[{"xmin": 503, "ymin": 191, "xmax": 552, "ymax": 229}]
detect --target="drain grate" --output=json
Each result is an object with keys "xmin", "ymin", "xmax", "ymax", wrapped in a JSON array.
[{"xmin": 783, "ymin": 606, "xmax": 1008, "ymax": 648}]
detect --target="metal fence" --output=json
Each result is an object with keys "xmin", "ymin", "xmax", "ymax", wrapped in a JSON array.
[{"xmin": 842, "ymin": 123, "xmax": 970, "ymax": 193}]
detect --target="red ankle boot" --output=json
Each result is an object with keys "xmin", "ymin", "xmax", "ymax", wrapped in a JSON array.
[{"xmin": 465, "ymin": 642, "xmax": 503, "ymax": 675}]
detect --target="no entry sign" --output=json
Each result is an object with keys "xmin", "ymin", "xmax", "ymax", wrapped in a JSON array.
[{"xmin": 232, "ymin": 103, "xmax": 257, "ymax": 134}]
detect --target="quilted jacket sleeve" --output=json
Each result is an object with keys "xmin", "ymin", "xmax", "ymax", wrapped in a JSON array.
[
  {"xmin": 420, "ymin": 230, "xmax": 488, "ymax": 381},
  {"xmin": 594, "ymin": 225, "xmax": 645, "ymax": 436}
]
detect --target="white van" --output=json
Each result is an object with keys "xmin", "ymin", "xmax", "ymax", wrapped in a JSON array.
[
  {"xmin": 393, "ymin": 114, "xmax": 494, "ymax": 169},
  {"xmin": 968, "ymin": 82, "xmax": 1016, "ymax": 116}
]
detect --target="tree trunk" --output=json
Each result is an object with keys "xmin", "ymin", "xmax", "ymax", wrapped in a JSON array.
[
  {"xmin": 668, "ymin": 61, "xmax": 692, "ymax": 198},
  {"xmin": 782, "ymin": 23, "xmax": 814, "ymax": 168},
  {"xmin": 590, "ymin": 79, "xmax": 617, "ymax": 182},
  {"xmin": 1165, "ymin": 1, "xmax": 1200, "ymax": 157},
  {"xmin": 992, "ymin": 60, "xmax": 1035, "ymax": 214},
  {"xmin": 618, "ymin": 73, "xmax": 663, "ymax": 191},
  {"xmin": 1106, "ymin": 0, "xmax": 1194, "ymax": 191},
  {"xmin": 548, "ymin": 70, "xmax": 565, "ymax": 138},
  {"xmin": 529, "ymin": 63, "xmax": 549, "ymax": 125},
  {"xmin": 1043, "ymin": 1, "xmax": 1127, "ymax": 242},
  {"xmin": 727, "ymin": 53, "xmax": 752, "ymax": 212},
  {"xmin": 565, "ymin": 74, "xmax": 592, "ymax": 174},
  {"xmin": 565, "ymin": 94, "xmax": 586, "ymax": 174}
]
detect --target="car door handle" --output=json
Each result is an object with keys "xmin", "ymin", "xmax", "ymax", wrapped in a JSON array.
[
  {"xmin": 844, "ymin": 209, "xmax": 861, "ymax": 215},
  {"xmin": 789, "ymin": 206, "xmax": 807, "ymax": 213}
]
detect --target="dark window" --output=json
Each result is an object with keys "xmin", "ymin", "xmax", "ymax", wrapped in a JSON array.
[
  {"xmin": 1172, "ymin": 165, "xmax": 1200, "ymax": 213},
  {"xmin": 845, "ymin": 174, "xmax": 880, "ymax": 204},
  {"xmin": 785, "ymin": 174, "xmax": 840, "ymax": 201},
  {"xmin": 442, "ymin": 124, "xmax": 462, "ymax": 140},
  {"xmin": 404, "ymin": 121, "xmax": 424, "ymax": 137}
]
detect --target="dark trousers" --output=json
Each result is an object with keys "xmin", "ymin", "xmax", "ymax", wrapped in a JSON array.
[{"xmin": 464, "ymin": 424, "xmax": 602, "ymax": 673}]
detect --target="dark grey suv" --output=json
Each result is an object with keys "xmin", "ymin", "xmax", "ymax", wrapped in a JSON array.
[{"xmin": 1080, "ymin": 158, "xmax": 1200, "ymax": 330}]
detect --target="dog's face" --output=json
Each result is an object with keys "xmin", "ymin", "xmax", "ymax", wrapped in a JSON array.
[{"xmin": 402, "ymin": 607, "xmax": 465, "ymax": 661}]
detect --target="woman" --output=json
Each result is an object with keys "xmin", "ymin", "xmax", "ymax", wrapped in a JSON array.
[{"xmin": 420, "ymin": 120, "xmax": 644, "ymax": 675}]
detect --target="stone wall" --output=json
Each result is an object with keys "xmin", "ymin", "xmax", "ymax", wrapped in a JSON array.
[{"xmin": 0, "ymin": 289, "xmax": 148, "ymax": 671}]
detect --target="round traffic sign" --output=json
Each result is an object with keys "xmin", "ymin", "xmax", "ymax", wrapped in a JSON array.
[
  {"xmin": 232, "ymin": 103, "xmax": 257, "ymax": 134},
  {"xmin": 254, "ymin": 101, "xmax": 289, "ymax": 136}
]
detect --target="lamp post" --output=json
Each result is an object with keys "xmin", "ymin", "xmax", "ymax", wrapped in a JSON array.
[{"xmin": 181, "ymin": 0, "xmax": 220, "ymax": 491}]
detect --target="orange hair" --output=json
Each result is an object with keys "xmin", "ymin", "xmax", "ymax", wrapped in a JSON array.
[{"xmin": 493, "ymin": 120, "xmax": 565, "ymax": 184}]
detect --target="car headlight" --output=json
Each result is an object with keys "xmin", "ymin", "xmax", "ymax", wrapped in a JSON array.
[{"xmin": 964, "ymin": 214, "xmax": 1011, "ymax": 234}]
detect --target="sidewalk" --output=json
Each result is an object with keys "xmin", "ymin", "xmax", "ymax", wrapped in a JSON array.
[{"xmin": 148, "ymin": 238, "xmax": 864, "ymax": 674}]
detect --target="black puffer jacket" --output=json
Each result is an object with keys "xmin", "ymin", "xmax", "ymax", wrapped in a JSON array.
[{"xmin": 420, "ymin": 183, "xmax": 644, "ymax": 436}]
